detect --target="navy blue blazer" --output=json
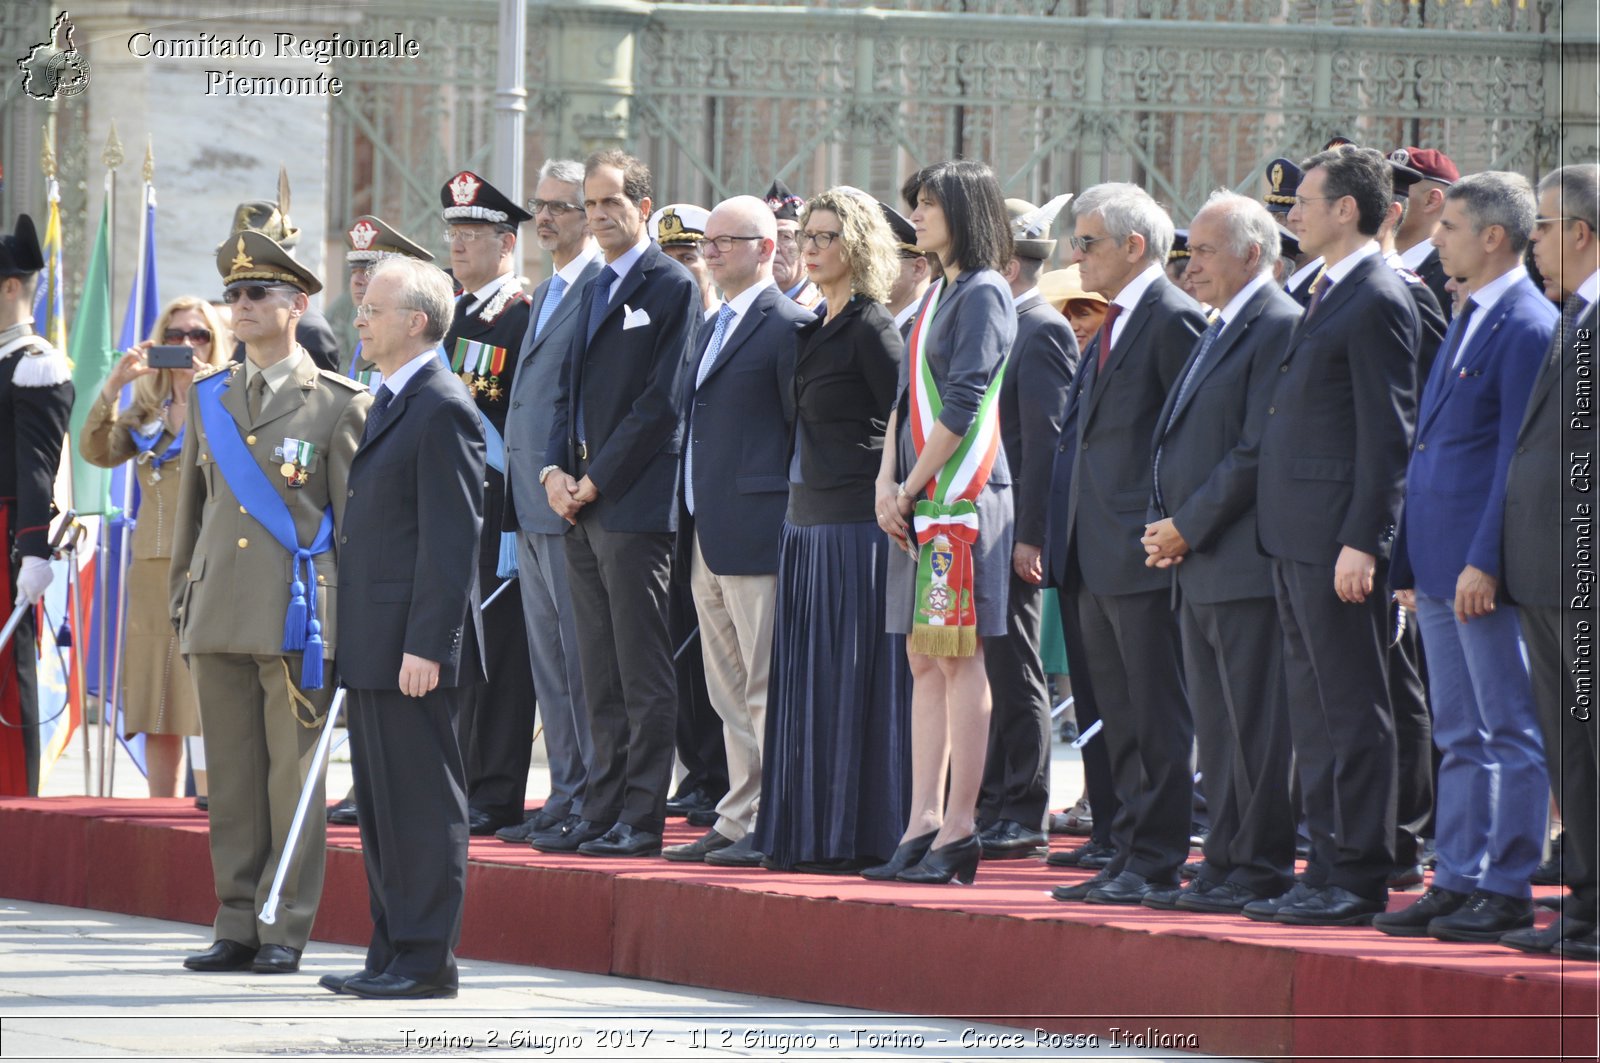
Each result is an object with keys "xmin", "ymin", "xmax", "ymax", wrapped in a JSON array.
[
  {"xmin": 544, "ymin": 242, "xmax": 702, "ymax": 533},
  {"xmin": 681, "ymin": 284, "xmax": 810, "ymax": 575},
  {"xmin": 338, "ymin": 356, "xmax": 487, "ymax": 689},
  {"xmin": 1057, "ymin": 272, "xmax": 1207, "ymax": 596},
  {"xmin": 1149, "ymin": 281, "xmax": 1302, "ymax": 604},
  {"xmin": 1256, "ymin": 252, "xmax": 1419, "ymax": 565},
  {"xmin": 1392, "ymin": 275, "xmax": 1555, "ymax": 597},
  {"xmin": 1004, "ymin": 294, "xmax": 1078, "ymax": 548}
]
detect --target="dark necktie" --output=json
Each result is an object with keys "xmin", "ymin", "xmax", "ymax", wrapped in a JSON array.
[
  {"xmin": 585, "ymin": 265, "xmax": 618, "ymax": 345},
  {"xmin": 362, "ymin": 385, "xmax": 394, "ymax": 445},
  {"xmin": 1437, "ymin": 297, "xmax": 1479, "ymax": 372},
  {"xmin": 1095, "ymin": 302, "xmax": 1124, "ymax": 372},
  {"xmin": 1303, "ymin": 270, "xmax": 1333, "ymax": 322},
  {"xmin": 246, "ymin": 372, "xmax": 268, "ymax": 422},
  {"xmin": 1550, "ymin": 294, "xmax": 1587, "ymax": 369},
  {"xmin": 1152, "ymin": 315, "xmax": 1226, "ymax": 513}
]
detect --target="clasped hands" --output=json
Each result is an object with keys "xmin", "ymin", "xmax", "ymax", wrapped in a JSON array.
[
  {"xmin": 1141, "ymin": 518, "xmax": 1188, "ymax": 569},
  {"xmin": 545, "ymin": 471, "xmax": 599, "ymax": 524},
  {"xmin": 874, "ymin": 479, "xmax": 916, "ymax": 556}
]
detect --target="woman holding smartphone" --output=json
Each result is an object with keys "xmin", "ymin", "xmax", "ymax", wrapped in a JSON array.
[{"xmin": 79, "ymin": 296, "xmax": 230, "ymax": 797}]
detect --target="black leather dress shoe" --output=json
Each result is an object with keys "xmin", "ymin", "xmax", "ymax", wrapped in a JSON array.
[
  {"xmin": 1386, "ymin": 863, "xmax": 1426, "ymax": 889},
  {"xmin": 1051, "ymin": 871, "xmax": 1110, "ymax": 902},
  {"xmin": 1276, "ymin": 885, "xmax": 1385, "ymax": 926},
  {"xmin": 318, "ymin": 970, "xmax": 372, "ymax": 994},
  {"xmin": 1087, "ymin": 870, "xmax": 1175, "ymax": 905},
  {"xmin": 529, "ymin": 817, "xmax": 607, "ymax": 853},
  {"xmin": 495, "ymin": 809, "xmax": 564, "ymax": 843},
  {"xmin": 1242, "ymin": 881, "xmax": 1315, "ymax": 922},
  {"xmin": 1372, "ymin": 885, "xmax": 1469, "ymax": 937},
  {"xmin": 1531, "ymin": 833, "xmax": 1563, "ymax": 885},
  {"xmin": 978, "ymin": 819, "xmax": 1048, "ymax": 860},
  {"xmin": 686, "ymin": 808, "xmax": 719, "ymax": 828},
  {"xmin": 342, "ymin": 971, "xmax": 457, "ymax": 1000},
  {"xmin": 1141, "ymin": 882, "xmax": 1194, "ymax": 910},
  {"xmin": 1500, "ymin": 916, "xmax": 1595, "ymax": 954},
  {"xmin": 664, "ymin": 786, "xmax": 718, "ymax": 818},
  {"xmin": 704, "ymin": 835, "xmax": 765, "ymax": 867},
  {"xmin": 1552, "ymin": 925, "xmax": 1600, "ymax": 961},
  {"xmin": 663, "ymin": 828, "xmax": 736, "ymax": 862},
  {"xmin": 326, "ymin": 798, "xmax": 358, "ymax": 826},
  {"xmin": 183, "ymin": 939, "xmax": 257, "ymax": 972},
  {"xmin": 1176, "ymin": 881, "xmax": 1268, "ymax": 915},
  {"xmin": 468, "ymin": 808, "xmax": 520, "ymax": 837},
  {"xmin": 1045, "ymin": 840, "xmax": 1115, "ymax": 869},
  {"xmin": 250, "ymin": 944, "xmax": 301, "ymax": 973},
  {"xmin": 578, "ymin": 823, "xmax": 663, "ymax": 857},
  {"xmin": 193, "ymin": 796, "xmax": 208, "ymax": 812},
  {"xmin": 1428, "ymin": 890, "xmax": 1534, "ymax": 942}
]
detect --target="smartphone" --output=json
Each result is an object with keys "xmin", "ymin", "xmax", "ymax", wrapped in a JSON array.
[{"xmin": 146, "ymin": 345, "xmax": 192, "ymax": 370}]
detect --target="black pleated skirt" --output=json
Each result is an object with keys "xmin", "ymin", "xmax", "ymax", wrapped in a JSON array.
[{"xmin": 754, "ymin": 519, "xmax": 911, "ymax": 868}]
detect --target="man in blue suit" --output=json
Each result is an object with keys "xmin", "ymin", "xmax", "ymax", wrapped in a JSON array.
[
  {"xmin": 533, "ymin": 150, "xmax": 702, "ymax": 858},
  {"xmin": 1379, "ymin": 171, "xmax": 1556, "ymax": 941},
  {"xmin": 662, "ymin": 196, "xmax": 810, "ymax": 867},
  {"xmin": 496, "ymin": 159, "xmax": 603, "ymax": 844}
]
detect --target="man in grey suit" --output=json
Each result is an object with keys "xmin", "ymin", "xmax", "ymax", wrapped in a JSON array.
[
  {"xmin": 1142, "ymin": 191, "xmax": 1302, "ymax": 914},
  {"xmin": 1499, "ymin": 164, "xmax": 1599, "ymax": 962},
  {"xmin": 1049, "ymin": 183, "xmax": 1208, "ymax": 906},
  {"xmin": 496, "ymin": 159, "xmax": 603, "ymax": 843}
]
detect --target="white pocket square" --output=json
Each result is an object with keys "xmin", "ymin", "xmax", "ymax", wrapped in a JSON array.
[{"xmin": 622, "ymin": 305, "xmax": 651, "ymax": 330}]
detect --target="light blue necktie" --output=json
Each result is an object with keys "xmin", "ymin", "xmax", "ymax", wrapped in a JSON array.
[
  {"xmin": 533, "ymin": 274, "xmax": 568, "ymax": 341},
  {"xmin": 685, "ymin": 303, "xmax": 737, "ymax": 515}
]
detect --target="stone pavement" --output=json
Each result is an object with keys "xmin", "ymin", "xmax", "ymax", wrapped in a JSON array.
[{"xmin": 0, "ymin": 899, "xmax": 1235, "ymax": 1060}]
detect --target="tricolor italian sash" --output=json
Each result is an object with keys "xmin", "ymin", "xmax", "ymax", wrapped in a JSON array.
[{"xmin": 907, "ymin": 279, "xmax": 1006, "ymax": 658}]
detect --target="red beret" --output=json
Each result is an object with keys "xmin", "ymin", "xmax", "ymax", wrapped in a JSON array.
[{"xmin": 1389, "ymin": 147, "xmax": 1459, "ymax": 185}]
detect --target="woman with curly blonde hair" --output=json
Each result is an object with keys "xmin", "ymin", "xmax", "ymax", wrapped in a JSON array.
[
  {"xmin": 79, "ymin": 295, "xmax": 231, "ymax": 797},
  {"xmin": 754, "ymin": 187, "xmax": 913, "ymax": 873}
]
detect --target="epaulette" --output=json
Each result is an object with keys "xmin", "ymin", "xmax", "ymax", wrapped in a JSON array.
[
  {"xmin": 475, "ymin": 279, "xmax": 528, "ymax": 325},
  {"xmin": 8, "ymin": 339, "xmax": 71, "ymax": 388},
  {"xmin": 320, "ymin": 372, "xmax": 367, "ymax": 394},
  {"xmin": 193, "ymin": 361, "xmax": 235, "ymax": 384}
]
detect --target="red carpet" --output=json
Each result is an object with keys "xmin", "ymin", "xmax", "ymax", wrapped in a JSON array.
[{"xmin": 3, "ymin": 797, "xmax": 1595, "ymax": 1062}]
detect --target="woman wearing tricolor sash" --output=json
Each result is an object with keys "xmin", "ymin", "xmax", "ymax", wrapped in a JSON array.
[
  {"xmin": 869, "ymin": 162, "xmax": 1016, "ymax": 886},
  {"xmin": 80, "ymin": 296, "xmax": 231, "ymax": 798}
]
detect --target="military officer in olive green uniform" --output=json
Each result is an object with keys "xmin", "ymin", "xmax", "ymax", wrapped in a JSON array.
[{"xmin": 170, "ymin": 230, "xmax": 370, "ymax": 975}]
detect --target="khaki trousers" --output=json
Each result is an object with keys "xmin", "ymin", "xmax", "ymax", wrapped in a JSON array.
[
  {"xmin": 189, "ymin": 653, "xmax": 331, "ymax": 949},
  {"xmin": 688, "ymin": 534, "xmax": 778, "ymax": 840}
]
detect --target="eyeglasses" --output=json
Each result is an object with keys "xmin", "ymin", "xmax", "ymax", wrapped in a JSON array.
[
  {"xmin": 1068, "ymin": 234, "xmax": 1111, "ymax": 253},
  {"xmin": 162, "ymin": 327, "xmax": 213, "ymax": 344},
  {"xmin": 442, "ymin": 227, "xmax": 503, "ymax": 245},
  {"xmin": 223, "ymin": 284, "xmax": 294, "ymax": 304},
  {"xmin": 1292, "ymin": 194, "xmax": 1340, "ymax": 209},
  {"xmin": 704, "ymin": 234, "xmax": 764, "ymax": 253},
  {"xmin": 1534, "ymin": 215, "xmax": 1580, "ymax": 229},
  {"xmin": 528, "ymin": 198, "xmax": 582, "ymax": 217},
  {"xmin": 353, "ymin": 303, "xmax": 417, "ymax": 321},
  {"xmin": 798, "ymin": 230, "xmax": 841, "ymax": 249}
]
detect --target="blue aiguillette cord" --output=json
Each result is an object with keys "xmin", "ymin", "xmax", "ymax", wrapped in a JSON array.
[{"xmin": 194, "ymin": 372, "xmax": 335, "ymax": 689}]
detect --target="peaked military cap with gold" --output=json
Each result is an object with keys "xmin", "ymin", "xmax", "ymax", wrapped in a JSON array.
[
  {"xmin": 1169, "ymin": 228, "xmax": 1191, "ymax": 263},
  {"xmin": 1262, "ymin": 157, "xmax": 1303, "ymax": 216},
  {"xmin": 345, "ymin": 215, "xmax": 433, "ymax": 265},
  {"xmin": 440, "ymin": 170, "xmax": 533, "ymax": 226},
  {"xmin": 878, "ymin": 200, "xmax": 920, "ymax": 258},
  {"xmin": 1006, "ymin": 194, "xmax": 1074, "ymax": 261},
  {"xmin": 0, "ymin": 214, "xmax": 45, "ymax": 277},
  {"xmin": 648, "ymin": 203, "xmax": 709, "ymax": 246},
  {"xmin": 218, "ymin": 229, "xmax": 323, "ymax": 295}
]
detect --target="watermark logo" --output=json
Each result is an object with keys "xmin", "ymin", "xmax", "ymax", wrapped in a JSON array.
[{"xmin": 17, "ymin": 12, "xmax": 91, "ymax": 101}]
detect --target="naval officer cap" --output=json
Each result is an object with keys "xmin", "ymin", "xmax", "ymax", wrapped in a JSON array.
[
  {"xmin": 649, "ymin": 204, "xmax": 710, "ymax": 246},
  {"xmin": 440, "ymin": 170, "xmax": 533, "ymax": 227},
  {"xmin": 217, "ymin": 229, "xmax": 323, "ymax": 296}
]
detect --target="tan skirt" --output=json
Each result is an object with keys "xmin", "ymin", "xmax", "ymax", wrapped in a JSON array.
[{"xmin": 120, "ymin": 558, "xmax": 201, "ymax": 737}]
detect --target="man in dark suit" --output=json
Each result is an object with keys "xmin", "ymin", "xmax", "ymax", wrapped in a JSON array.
[
  {"xmin": 325, "ymin": 256, "xmax": 485, "ymax": 999},
  {"xmin": 1046, "ymin": 183, "xmax": 1207, "ymax": 905},
  {"xmin": 497, "ymin": 159, "xmax": 603, "ymax": 844},
  {"xmin": 1141, "ymin": 192, "xmax": 1302, "ymax": 913},
  {"xmin": 1499, "ymin": 164, "xmax": 1599, "ymax": 962},
  {"xmin": 1246, "ymin": 146, "xmax": 1420, "ymax": 927},
  {"xmin": 1390, "ymin": 147, "xmax": 1460, "ymax": 320},
  {"xmin": 663, "ymin": 196, "xmax": 810, "ymax": 867},
  {"xmin": 1380, "ymin": 171, "xmax": 1554, "ymax": 942},
  {"xmin": 439, "ymin": 170, "xmax": 539, "ymax": 836},
  {"xmin": 533, "ymin": 150, "xmax": 701, "ymax": 858},
  {"xmin": 977, "ymin": 198, "xmax": 1077, "ymax": 860}
]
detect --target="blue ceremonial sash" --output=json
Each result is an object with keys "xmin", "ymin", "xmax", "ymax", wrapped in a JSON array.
[
  {"xmin": 194, "ymin": 372, "xmax": 335, "ymax": 690},
  {"xmin": 128, "ymin": 422, "xmax": 184, "ymax": 472}
]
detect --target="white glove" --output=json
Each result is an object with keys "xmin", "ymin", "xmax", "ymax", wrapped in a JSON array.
[{"xmin": 14, "ymin": 556, "xmax": 53, "ymax": 606}]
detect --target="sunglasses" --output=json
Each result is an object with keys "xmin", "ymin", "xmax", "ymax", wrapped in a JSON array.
[
  {"xmin": 223, "ymin": 284, "xmax": 294, "ymax": 304},
  {"xmin": 162, "ymin": 327, "xmax": 213, "ymax": 343}
]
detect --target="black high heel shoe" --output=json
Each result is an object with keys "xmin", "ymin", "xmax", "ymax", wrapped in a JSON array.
[
  {"xmin": 860, "ymin": 831, "xmax": 938, "ymax": 881},
  {"xmin": 897, "ymin": 835, "xmax": 981, "ymax": 885}
]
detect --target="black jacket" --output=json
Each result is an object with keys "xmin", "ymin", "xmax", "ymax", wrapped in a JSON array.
[{"xmin": 1004, "ymin": 294, "xmax": 1077, "ymax": 548}]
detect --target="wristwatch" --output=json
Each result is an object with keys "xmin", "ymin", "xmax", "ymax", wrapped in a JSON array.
[{"xmin": 538, "ymin": 464, "xmax": 562, "ymax": 485}]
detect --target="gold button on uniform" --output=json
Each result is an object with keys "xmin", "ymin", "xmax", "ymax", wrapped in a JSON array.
[
  {"xmin": 237, "ymin": 537, "xmax": 249, "ymax": 549},
  {"xmin": 239, "ymin": 505, "xmax": 248, "ymax": 515},
  {"xmin": 246, "ymin": 434, "xmax": 257, "ymax": 445}
]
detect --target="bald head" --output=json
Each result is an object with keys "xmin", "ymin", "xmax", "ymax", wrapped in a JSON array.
[{"xmin": 706, "ymin": 195, "xmax": 778, "ymax": 297}]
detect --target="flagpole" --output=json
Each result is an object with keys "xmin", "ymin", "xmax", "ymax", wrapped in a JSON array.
[{"xmin": 98, "ymin": 123, "xmax": 123, "ymax": 796}]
